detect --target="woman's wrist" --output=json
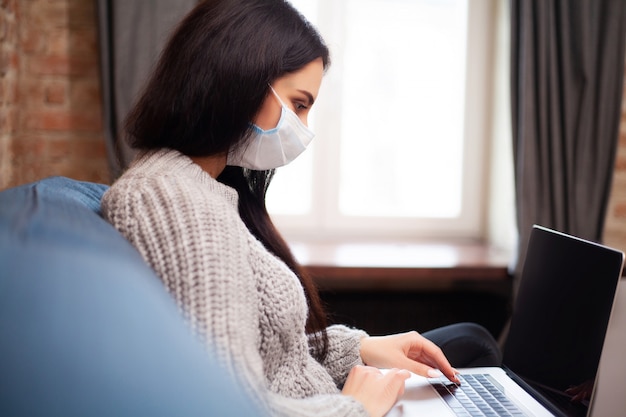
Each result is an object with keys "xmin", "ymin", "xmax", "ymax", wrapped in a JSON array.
[{"xmin": 359, "ymin": 335, "xmax": 371, "ymax": 365}]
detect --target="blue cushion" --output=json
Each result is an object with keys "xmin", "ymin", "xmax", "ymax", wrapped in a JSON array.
[{"xmin": 0, "ymin": 176, "xmax": 264, "ymax": 417}]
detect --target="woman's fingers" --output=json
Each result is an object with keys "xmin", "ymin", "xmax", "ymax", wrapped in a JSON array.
[
  {"xmin": 382, "ymin": 368, "xmax": 411, "ymax": 399},
  {"xmin": 359, "ymin": 331, "xmax": 461, "ymax": 385},
  {"xmin": 402, "ymin": 337, "xmax": 460, "ymax": 383},
  {"xmin": 395, "ymin": 354, "xmax": 460, "ymax": 384},
  {"xmin": 342, "ymin": 366, "xmax": 411, "ymax": 417}
]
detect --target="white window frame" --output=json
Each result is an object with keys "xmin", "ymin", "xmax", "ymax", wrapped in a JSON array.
[{"xmin": 270, "ymin": 0, "xmax": 498, "ymax": 241}]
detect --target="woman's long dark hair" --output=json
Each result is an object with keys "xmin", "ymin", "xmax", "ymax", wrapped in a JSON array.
[
  {"xmin": 218, "ymin": 166, "xmax": 329, "ymax": 361},
  {"xmin": 123, "ymin": 0, "xmax": 331, "ymax": 361}
]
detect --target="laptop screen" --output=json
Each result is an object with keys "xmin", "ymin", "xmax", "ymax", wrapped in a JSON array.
[{"xmin": 503, "ymin": 225, "xmax": 624, "ymax": 416}]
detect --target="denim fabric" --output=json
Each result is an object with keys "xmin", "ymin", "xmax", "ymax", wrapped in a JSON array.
[{"xmin": 0, "ymin": 176, "xmax": 263, "ymax": 417}]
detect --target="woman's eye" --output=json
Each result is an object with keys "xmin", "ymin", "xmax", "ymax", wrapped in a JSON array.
[{"xmin": 294, "ymin": 102, "xmax": 308, "ymax": 111}]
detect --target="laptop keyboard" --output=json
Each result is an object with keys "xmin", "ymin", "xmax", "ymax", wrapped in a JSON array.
[{"xmin": 429, "ymin": 374, "xmax": 527, "ymax": 417}]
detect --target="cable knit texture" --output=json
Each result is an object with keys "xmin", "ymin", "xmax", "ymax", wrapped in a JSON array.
[{"xmin": 101, "ymin": 149, "xmax": 369, "ymax": 417}]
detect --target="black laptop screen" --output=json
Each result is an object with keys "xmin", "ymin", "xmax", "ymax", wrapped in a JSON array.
[{"xmin": 503, "ymin": 225, "xmax": 624, "ymax": 415}]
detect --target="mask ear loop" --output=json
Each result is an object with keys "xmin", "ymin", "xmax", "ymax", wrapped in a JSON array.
[{"xmin": 268, "ymin": 85, "xmax": 286, "ymax": 108}]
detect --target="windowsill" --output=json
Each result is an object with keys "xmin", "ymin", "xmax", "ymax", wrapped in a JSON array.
[{"xmin": 288, "ymin": 239, "xmax": 513, "ymax": 292}]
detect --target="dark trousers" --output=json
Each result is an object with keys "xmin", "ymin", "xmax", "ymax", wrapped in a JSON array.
[{"xmin": 423, "ymin": 322, "xmax": 502, "ymax": 368}]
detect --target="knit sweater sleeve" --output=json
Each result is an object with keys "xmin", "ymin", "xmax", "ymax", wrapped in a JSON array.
[
  {"xmin": 101, "ymin": 172, "xmax": 369, "ymax": 417},
  {"xmin": 310, "ymin": 325, "xmax": 369, "ymax": 388}
]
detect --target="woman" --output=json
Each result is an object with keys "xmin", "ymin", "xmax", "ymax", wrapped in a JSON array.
[{"xmin": 102, "ymin": 1, "xmax": 501, "ymax": 416}]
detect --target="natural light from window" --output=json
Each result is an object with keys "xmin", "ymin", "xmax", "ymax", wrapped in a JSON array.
[{"xmin": 338, "ymin": 0, "xmax": 467, "ymax": 217}]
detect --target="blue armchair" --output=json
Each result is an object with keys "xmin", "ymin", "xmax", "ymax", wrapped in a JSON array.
[{"xmin": 0, "ymin": 176, "xmax": 264, "ymax": 417}]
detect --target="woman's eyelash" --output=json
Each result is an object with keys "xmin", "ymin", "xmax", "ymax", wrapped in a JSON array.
[{"xmin": 294, "ymin": 102, "xmax": 308, "ymax": 110}]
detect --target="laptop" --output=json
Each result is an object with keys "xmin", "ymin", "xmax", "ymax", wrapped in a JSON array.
[
  {"xmin": 587, "ymin": 278, "xmax": 626, "ymax": 416},
  {"xmin": 386, "ymin": 225, "xmax": 625, "ymax": 417}
]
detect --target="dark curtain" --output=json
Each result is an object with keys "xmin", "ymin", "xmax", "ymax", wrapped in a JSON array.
[
  {"xmin": 510, "ymin": 0, "xmax": 626, "ymax": 291},
  {"xmin": 97, "ymin": 0, "xmax": 197, "ymax": 180}
]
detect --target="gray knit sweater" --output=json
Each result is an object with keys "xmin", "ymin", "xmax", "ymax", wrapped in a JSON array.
[{"xmin": 101, "ymin": 149, "xmax": 370, "ymax": 417}]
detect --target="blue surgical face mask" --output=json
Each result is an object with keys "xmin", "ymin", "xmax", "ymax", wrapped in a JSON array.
[{"xmin": 227, "ymin": 86, "xmax": 315, "ymax": 170}]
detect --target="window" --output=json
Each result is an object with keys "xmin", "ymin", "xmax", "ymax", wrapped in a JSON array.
[{"xmin": 267, "ymin": 0, "xmax": 497, "ymax": 240}]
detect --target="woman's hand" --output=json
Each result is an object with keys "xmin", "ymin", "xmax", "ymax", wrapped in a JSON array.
[
  {"xmin": 341, "ymin": 365, "xmax": 410, "ymax": 417},
  {"xmin": 360, "ymin": 331, "xmax": 460, "ymax": 384}
]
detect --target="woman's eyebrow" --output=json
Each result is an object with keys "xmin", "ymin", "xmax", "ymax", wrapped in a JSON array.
[{"xmin": 297, "ymin": 89, "xmax": 315, "ymax": 106}]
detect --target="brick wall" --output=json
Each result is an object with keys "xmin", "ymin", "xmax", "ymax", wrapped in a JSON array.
[
  {"xmin": 0, "ymin": 0, "xmax": 18, "ymax": 189},
  {"xmin": 1, "ymin": 0, "xmax": 108, "ymax": 190}
]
